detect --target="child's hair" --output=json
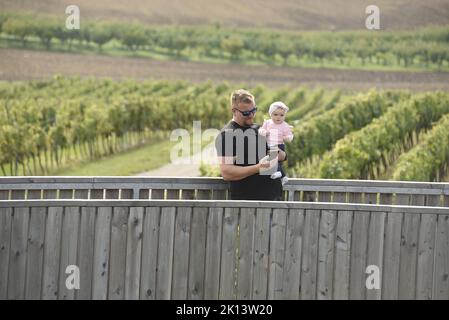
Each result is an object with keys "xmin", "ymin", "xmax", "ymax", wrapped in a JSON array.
[
  {"xmin": 230, "ymin": 89, "xmax": 255, "ymax": 110},
  {"xmin": 268, "ymin": 101, "xmax": 289, "ymax": 116}
]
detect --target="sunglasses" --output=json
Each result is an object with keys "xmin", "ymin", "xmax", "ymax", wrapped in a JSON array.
[{"xmin": 233, "ymin": 107, "xmax": 257, "ymax": 117}]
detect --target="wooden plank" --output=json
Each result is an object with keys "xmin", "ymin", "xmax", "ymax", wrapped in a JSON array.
[
  {"xmin": 108, "ymin": 207, "xmax": 128, "ymax": 300},
  {"xmin": 42, "ymin": 207, "xmax": 63, "ymax": 300},
  {"xmin": 92, "ymin": 207, "xmax": 112, "ymax": 300},
  {"xmin": 204, "ymin": 207, "xmax": 223, "ymax": 299},
  {"xmin": 395, "ymin": 194, "xmax": 410, "ymax": 206},
  {"xmin": 382, "ymin": 212, "xmax": 402, "ymax": 300},
  {"xmin": 59, "ymin": 189, "xmax": 73, "ymax": 199},
  {"xmin": 333, "ymin": 192, "xmax": 346, "ymax": 203},
  {"xmin": 140, "ymin": 207, "xmax": 160, "ymax": 300},
  {"xmin": 27, "ymin": 190, "xmax": 42, "ymax": 200},
  {"xmin": 426, "ymin": 195, "xmax": 441, "ymax": 207},
  {"xmin": 105, "ymin": 189, "xmax": 120, "ymax": 199},
  {"xmin": 303, "ymin": 191, "xmax": 316, "ymax": 202},
  {"xmin": 282, "ymin": 209, "xmax": 304, "ymax": 300},
  {"xmin": 125, "ymin": 207, "xmax": 144, "ymax": 299},
  {"xmin": 237, "ymin": 208, "xmax": 256, "ymax": 300},
  {"xmin": 364, "ymin": 193, "xmax": 377, "ymax": 205},
  {"xmin": 398, "ymin": 214, "xmax": 420, "ymax": 299},
  {"xmin": 181, "ymin": 189, "xmax": 195, "ymax": 200},
  {"xmin": 349, "ymin": 211, "xmax": 370, "ymax": 300},
  {"xmin": 410, "ymin": 194, "xmax": 425, "ymax": 206},
  {"xmin": 0, "ymin": 190, "xmax": 9, "ymax": 200},
  {"xmin": 76, "ymin": 207, "xmax": 96, "ymax": 300},
  {"xmin": 120, "ymin": 189, "xmax": 133, "ymax": 199},
  {"xmin": 58, "ymin": 206, "xmax": 80, "ymax": 300},
  {"xmin": 219, "ymin": 207, "xmax": 239, "ymax": 299},
  {"xmin": 197, "ymin": 189, "xmax": 211, "ymax": 200},
  {"xmin": 212, "ymin": 189, "xmax": 227, "ymax": 200},
  {"xmin": 348, "ymin": 193, "xmax": 362, "ymax": 204},
  {"xmin": 188, "ymin": 207, "xmax": 208, "ymax": 300},
  {"xmin": 317, "ymin": 210, "xmax": 336, "ymax": 300},
  {"xmin": 416, "ymin": 214, "xmax": 437, "ymax": 300},
  {"xmin": 300, "ymin": 209, "xmax": 320, "ymax": 300},
  {"xmin": 156, "ymin": 207, "xmax": 176, "ymax": 299},
  {"xmin": 166, "ymin": 189, "xmax": 179, "ymax": 200},
  {"xmin": 268, "ymin": 208, "xmax": 288, "ymax": 300},
  {"xmin": 433, "ymin": 214, "xmax": 449, "ymax": 299},
  {"xmin": 171, "ymin": 207, "xmax": 192, "ymax": 300},
  {"xmin": 90, "ymin": 189, "xmax": 104, "ymax": 199},
  {"xmin": 139, "ymin": 189, "xmax": 149, "ymax": 199},
  {"xmin": 444, "ymin": 195, "xmax": 449, "ymax": 207},
  {"xmin": 74, "ymin": 189, "xmax": 89, "ymax": 199},
  {"xmin": 333, "ymin": 211, "xmax": 352, "ymax": 300},
  {"xmin": 318, "ymin": 192, "xmax": 331, "ymax": 202},
  {"xmin": 252, "ymin": 208, "xmax": 271, "ymax": 300},
  {"xmin": 151, "ymin": 189, "xmax": 165, "ymax": 200},
  {"xmin": 366, "ymin": 211, "xmax": 385, "ymax": 300},
  {"xmin": 7, "ymin": 207, "xmax": 29, "ymax": 300},
  {"xmin": 379, "ymin": 194, "xmax": 393, "ymax": 205},
  {"xmin": 43, "ymin": 189, "xmax": 57, "ymax": 200},
  {"xmin": 0, "ymin": 207, "xmax": 13, "ymax": 299},
  {"xmin": 11, "ymin": 190, "xmax": 26, "ymax": 200}
]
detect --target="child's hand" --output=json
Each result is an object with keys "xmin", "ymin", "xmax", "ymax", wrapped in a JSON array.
[
  {"xmin": 258, "ymin": 128, "xmax": 267, "ymax": 136},
  {"xmin": 285, "ymin": 135, "xmax": 294, "ymax": 142}
]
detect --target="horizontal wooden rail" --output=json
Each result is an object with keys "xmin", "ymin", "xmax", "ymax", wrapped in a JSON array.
[
  {"xmin": 1, "ymin": 200, "xmax": 448, "ymax": 300},
  {"xmin": 1, "ymin": 177, "xmax": 448, "ymax": 207}
]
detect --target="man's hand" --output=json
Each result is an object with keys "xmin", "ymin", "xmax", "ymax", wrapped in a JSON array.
[{"xmin": 258, "ymin": 128, "xmax": 267, "ymax": 136}]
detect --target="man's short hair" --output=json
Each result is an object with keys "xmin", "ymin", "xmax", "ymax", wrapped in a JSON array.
[{"xmin": 230, "ymin": 89, "xmax": 255, "ymax": 109}]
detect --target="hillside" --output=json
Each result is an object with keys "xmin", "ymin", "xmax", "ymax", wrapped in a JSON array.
[{"xmin": 1, "ymin": 0, "xmax": 449, "ymax": 30}]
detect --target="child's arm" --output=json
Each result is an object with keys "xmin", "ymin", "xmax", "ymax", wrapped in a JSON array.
[
  {"xmin": 283, "ymin": 123, "xmax": 294, "ymax": 142},
  {"xmin": 258, "ymin": 119, "xmax": 269, "ymax": 136}
]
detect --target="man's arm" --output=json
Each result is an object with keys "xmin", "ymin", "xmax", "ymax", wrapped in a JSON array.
[{"xmin": 218, "ymin": 156, "xmax": 273, "ymax": 181}]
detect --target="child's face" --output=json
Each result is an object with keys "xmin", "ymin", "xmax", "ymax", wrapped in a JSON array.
[{"xmin": 271, "ymin": 108, "xmax": 285, "ymax": 124}]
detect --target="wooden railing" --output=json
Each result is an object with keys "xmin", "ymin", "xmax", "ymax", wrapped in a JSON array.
[
  {"xmin": 1, "ymin": 199, "xmax": 448, "ymax": 300},
  {"xmin": 1, "ymin": 177, "xmax": 448, "ymax": 206}
]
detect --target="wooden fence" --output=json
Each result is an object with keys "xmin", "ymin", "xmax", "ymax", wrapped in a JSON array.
[
  {"xmin": 1, "ymin": 177, "xmax": 448, "ymax": 206},
  {"xmin": 1, "ymin": 200, "xmax": 448, "ymax": 300}
]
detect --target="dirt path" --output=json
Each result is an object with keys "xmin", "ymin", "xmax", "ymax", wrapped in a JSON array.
[{"xmin": 3, "ymin": 48, "xmax": 449, "ymax": 91}]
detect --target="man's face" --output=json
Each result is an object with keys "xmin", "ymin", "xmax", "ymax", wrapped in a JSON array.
[{"xmin": 232, "ymin": 102, "xmax": 256, "ymax": 127}]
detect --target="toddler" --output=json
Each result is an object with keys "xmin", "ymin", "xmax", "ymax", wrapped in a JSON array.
[{"xmin": 259, "ymin": 101, "xmax": 294, "ymax": 185}]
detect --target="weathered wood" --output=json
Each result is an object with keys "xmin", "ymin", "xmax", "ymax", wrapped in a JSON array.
[
  {"xmin": 105, "ymin": 189, "xmax": 119, "ymax": 199},
  {"xmin": 43, "ymin": 189, "xmax": 57, "ymax": 199},
  {"xmin": 92, "ymin": 207, "xmax": 112, "ymax": 300},
  {"xmin": 0, "ymin": 208, "xmax": 13, "ymax": 299},
  {"xmin": 74, "ymin": 189, "xmax": 89, "ymax": 199},
  {"xmin": 333, "ymin": 211, "xmax": 352, "ymax": 300},
  {"xmin": 0, "ymin": 190, "xmax": 9, "ymax": 200},
  {"xmin": 7, "ymin": 207, "xmax": 29, "ymax": 300},
  {"xmin": 11, "ymin": 190, "xmax": 26, "ymax": 200},
  {"xmin": 120, "ymin": 189, "xmax": 133, "ymax": 199},
  {"xmin": 301, "ymin": 209, "xmax": 320, "ymax": 300},
  {"xmin": 395, "ymin": 194, "xmax": 410, "ymax": 206},
  {"xmin": 318, "ymin": 192, "xmax": 331, "ymax": 202},
  {"xmin": 317, "ymin": 210, "xmax": 336, "ymax": 300},
  {"xmin": 364, "ymin": 193, "xmax": 377, "ymax": 205},
  {"xmin": 156, "ymin": 207, "xmax": 176, "ymax": 299},
  {"xmin": 410, "ymin": 194, "xmax": 425, "ymax": 206},
  {"xmin": 108, "ymin": 207, "xmax": 128, "ymax": 300},
  {"xmin": 348, "ymin": 193, "xmax": 362, "ymax": 204},
  {"xmin": 268, "ymin": 209, "xmax": 287, "ymax": 300},
  {"xmin": 379, "ymin": 194, "xmax": 393, "ymax": 205},
  {"xmin": 90, "ymin": 189, "xmax": 104, "ymax": 199},
  {"xmin": 303, "ymin": 191, "xmax": 316, "ymax": 202},
  {"xmin": 76, "ymin": 207, "xmax": 96, "ymax": 299},
  {"xmin": 171, "ymin": 207, "xmax": 192, "ymax": 300},
  {"xmin": 181, "ymin": 189, "xmax": 195, "ymax": 200},
  {"xmin": 333, "ymin": 192, "xmax": 346, "ymax": 203},
  {"xmin": 27, "ymin": 189, "xmax": 42, "ymax": 200},
  {"xmin": 166, "ymin": 189, "xmax": 179, "ymax": 200},
  {"xmin": 416, "ymin": 214, "xmax": 437, "ymax": 300},
  {"xmin": 59, "ymin": 189, "xmax": 73, "ymax": 199},
  {"xmin": 58, "ymin": 206, "xmax": 80, "ymax": 300},
  {"xmin": 433, "ymin": 214, "xmax": 449, "ymax": 299},
  {"xmin": 188, "ymin": 207, "xmax": 208, "ymax": 300},
  {"xmin": 197, "ymin": 189, "xmax": 211, "ymax": 200},
  {"xmin": 349, "ymin": 211, "xmax": 370, "ymax": 300},
  {"xmin": 382, "ymin": 212, "xmax": 402, "ymax": 300},
  {"xmin": 42, "ymin": 207, "xmax": 63, "ymax": 300},
  {"xmin": 237, "ymin": 208, "xmax": 256, "ymax": 300},
  {"xmin": 139, "ymin": 189, "xmax": 150, "ymax": 199},
  {"xmin": 219, "ymin": 207, "xmax": 238, "ymax": 299},
  {"xmin": 252, "ymin": 208, "xmax": 271, "ymax": 300},
  {"xmin": 444, "ymin": 195, "xmax": 449, "ymax": 207},
  {"xmin": 140, "ymin": 207, "xmax": 160, "ymax": 300},
  {"xmin": 125, "ymin": 207, "xmax": 143, "ymax": 299},
  {"xmin": 151, "ymin": 189, "xmax": 165, "ymax": 200},
  {"xmin": 212, "ymin": 189, "xmax": 227, "ymax": 200},
  {"xmin": 282, "ymin": 209, "xmax": 304, "ymax": 300},
  {"xmin": 398, "ymin": 214, "xmax": 420, "ymax": 299},
  {"xmin": 426, "ymin": 195, "xmax": 441, "ymax": 207},
  {"xmin": 204, "ymin": 207, "xmax": 223, "ymax": 299},
  {"xmin": 366, "ymin": 211, "xmax": 385, "ymax": 300}
]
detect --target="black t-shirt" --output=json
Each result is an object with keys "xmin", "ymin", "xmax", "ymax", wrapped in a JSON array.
[{"xmin": 215, "ymin": 120, "xmax": 283, "ymax": 201}]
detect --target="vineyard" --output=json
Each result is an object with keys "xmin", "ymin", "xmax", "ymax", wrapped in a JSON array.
[
  {"xmin": 1, "ymin": 77, "xmax": 448, "ymax": 181},
  {"xmin": 1, "ymin": 12, "xmax": 449, "ymax": 71}
]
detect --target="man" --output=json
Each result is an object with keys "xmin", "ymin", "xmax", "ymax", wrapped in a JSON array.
[{"xmin": 215, "ymin": 89, "xmax": 287, "ymax": 200}]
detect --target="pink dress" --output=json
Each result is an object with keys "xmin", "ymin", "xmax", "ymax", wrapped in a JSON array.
[{"xmin": 260, "ymin": 119, "xmax": 294, "ymax": 146}]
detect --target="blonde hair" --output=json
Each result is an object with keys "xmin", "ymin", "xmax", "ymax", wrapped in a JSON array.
[{"xmin": 230, "ymin": 89, "xmax": 255, "ymax": 110}]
